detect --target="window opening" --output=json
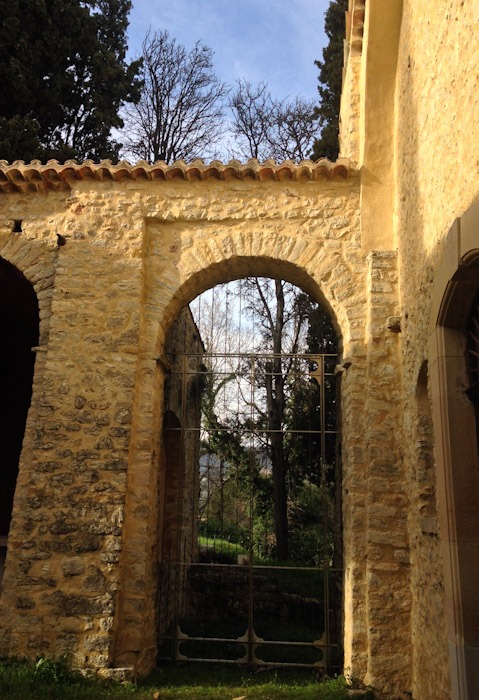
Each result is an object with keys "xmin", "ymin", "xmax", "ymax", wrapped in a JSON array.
[{"xmin": 158, "ymin": 278, "xmax": 342, "ymax": 672}]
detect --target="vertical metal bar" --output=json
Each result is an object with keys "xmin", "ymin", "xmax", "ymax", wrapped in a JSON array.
[
  {"xmin": 248, "ymin": 352, "xmax": 255, "ymax": 664},
  {"xmin": 318, "ymin": 354, "xmax": 331, "ymax": 671},
  {"xmin": 163, "ymin": 344, "xmax": 339, "ymax": 669},
  {"xmin": 171, "ymin": 349, "xmax": 189, "ymax": 661}
]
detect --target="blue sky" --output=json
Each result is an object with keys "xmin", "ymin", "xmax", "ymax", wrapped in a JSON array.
[{"xmin": 126, "ymin": 0, "xmax": 331, "ymax": 103}]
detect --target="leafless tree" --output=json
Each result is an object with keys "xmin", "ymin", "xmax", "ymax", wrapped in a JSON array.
[
  {"xmin": 228, "ymin": 79, "xmax": 321, "ymax": 162},
  {"xmin": 121, "ymin": 30, "xmax": 229, "ymax": 163},
  {"xmin": 228, "ymin": 80, "xmax": 276, "ymax": 161},
  {"xmin": 270, "ymin": 96, "xmax": 321, "ymax": 162}
]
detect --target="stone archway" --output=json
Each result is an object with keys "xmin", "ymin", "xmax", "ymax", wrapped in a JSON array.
[
  {"xmin": 113, "ymin": 231, "xmax": 364, "ymax": 672},
  {"xmin": 0, "ymin": 235, "xmax": 55, "ymax": 572},
  {"xmin": 428, "ymin": 202, "xmax": 479, "ymax": 700},
  {"xmin": 0, "ymin": 163, "xmax": 412, "ymax": 694},
  {"xmin": 0, "ymin": 257, "xmax": 39, "ymax": 585},
  {"xmin": 110, "ymin": 212, "xmax": 406, "ymax": 694}
]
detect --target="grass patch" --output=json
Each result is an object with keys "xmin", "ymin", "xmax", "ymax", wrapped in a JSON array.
[
  {"xmin": 198, "ymin": 535, "xmax": 249, "ymax": 562},
  {"xmin": 149, "ymin": 664, "xmax": 372, "ymax": 699},
  {"xmin": 0, "ymin": 657, "xmax": 137, "ymax": 699},
  {"xmin": 0, "ymin": 658, "xmax": 375, "ymax": 700}
]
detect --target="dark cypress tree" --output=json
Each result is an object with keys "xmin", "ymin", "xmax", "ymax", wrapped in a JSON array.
[
  {"xmin": 0, "ymin": 0, "xmax": 141, "ymax": 162},
  {"xmin": 311, "ymin": 0, "xmax": 348, "ymax": 161}
]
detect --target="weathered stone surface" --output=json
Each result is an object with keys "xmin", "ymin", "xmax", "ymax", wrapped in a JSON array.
[
  {"xmin": 61, "ymin": 557, "xmax": 85, "ymax": 577},
  {"xmin": 0, "ymin": 5, "xmax": 477, "ymax": 699}
]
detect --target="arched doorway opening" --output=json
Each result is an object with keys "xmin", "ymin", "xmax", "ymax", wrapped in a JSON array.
[
  {"xmin": 157, "ymin": 277, "xmax": 342, "ymax": 672},
  {"xmin": 0, "ymin": 257, "xmax": 39, "ymax": 586},
  {"xmin": 429, "ymin": 243, "xmax": 479, "ymax": 699}
]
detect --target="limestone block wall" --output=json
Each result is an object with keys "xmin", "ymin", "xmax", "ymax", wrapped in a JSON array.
[
  {"xmin": 363, "ymin": 251, "xmax": 410, "ymax": 692},
  {"xmin": 161, "ymin": 308, "xmax": 203, "ymax": 567},
  {"xmin": 338, "ymin": 1, "xmax": 479, "ymax": 696},
  {"xmin": 339, "ymin": 0, "xmax": 365, "ymax": 164},
  {"xmin": 0, "ymin": 159, "xmax": 409, "ymax": 695},
  {"xmin": 158, "ymin": 308, "xmax": 203, "ymax": 637},
  {"xmin": 393, "ymin": 2, "xmax": 479, "ymax": 699}
]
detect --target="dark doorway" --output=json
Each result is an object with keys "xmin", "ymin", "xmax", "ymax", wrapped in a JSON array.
[{"xmin": 0, "ymin": 258, "xmax": 39, "ymax": 541}]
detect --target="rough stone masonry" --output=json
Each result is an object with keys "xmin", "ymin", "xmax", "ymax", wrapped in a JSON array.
[{"xmin": 2, "ymin": 2, "xmax": 479, "ymax": 699}]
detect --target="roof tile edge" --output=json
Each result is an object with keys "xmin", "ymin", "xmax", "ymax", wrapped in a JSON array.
[{"xmin": 0, "ymin": 157, "xmax": 352, "ymax": 193}]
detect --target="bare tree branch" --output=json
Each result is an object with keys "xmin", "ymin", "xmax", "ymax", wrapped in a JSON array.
[
  {"xmin": 228, "ymin": 80, "xmax": 276, "ymax": 161},
  {"xmin": 120, "ymin": 29, "xmax": 229, "ymax": 163},
  {"xmin": 228, "ymin": 80, "xmax": 321, "ymax": 162}
]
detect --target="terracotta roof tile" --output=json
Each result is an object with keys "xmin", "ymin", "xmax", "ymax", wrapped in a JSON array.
[
  {"xmin": 0, "ymin": 158, "xmax": 350, "ymax": 194},
  {"xmin": 347, "ymin": 0, "xmax": 365, "ymax": 55}
]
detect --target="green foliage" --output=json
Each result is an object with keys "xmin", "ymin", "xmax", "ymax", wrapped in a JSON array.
[
  {"xmin": 201, "ymin": 367, "xmax": 249, "ymax": 470},
  {"xmin": 312, "ymin": 0, "xmax": 348, "ymax": 160},
  {"xmin": 196, "ymin": 280, "xmax": 339, "ymax": 566},
  {"xmin": 0, "ymin": 0, "xmax": 141, "ymax": 162},
  {"xmin": 0, "ymin": 656, "xmax": 140, "ymax": 699},
  {"xmin": 198, "ymin": 524, "xmax": 249, "ymax": 552},
  {"xmin": 288, "ymin": 481, "xmax": 329, "ymax": 565},
  {"xmin": 152, "ymin": 665, "xmax": 370, "ymax": 700},
  {"xmin": 0, "ymin": 116, "xmax": 42, "ymax": 163},
  {"xmin": 32, "ymin": 656, "xmax": 81, "ymax": 684},
  {"xmin": 0, "ymin": 659, "xmax": 374, "ymax": 700}
]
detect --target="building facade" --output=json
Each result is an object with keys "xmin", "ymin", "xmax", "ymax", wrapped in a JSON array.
[{"xmin": 0, "ymin": 2, "xmax": 477, "ymax": 698}]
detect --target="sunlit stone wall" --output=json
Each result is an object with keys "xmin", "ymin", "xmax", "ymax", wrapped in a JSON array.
[
  {"xmin": 0, "ymin": 158, "xmax": 408, "ymax": 693},
  {"xmin": 338, "ymin": 0, "xmax": 479, "ymax": 698}
]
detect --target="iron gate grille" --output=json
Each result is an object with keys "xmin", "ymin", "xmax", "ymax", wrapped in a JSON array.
[{"xmin": 159, "ymin": 348, "xmax": 342, "ymax": 671}]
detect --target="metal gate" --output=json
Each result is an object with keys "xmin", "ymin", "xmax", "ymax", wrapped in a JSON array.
[{"xmin": 158, "ymin": 335, "xmax": 342, "ymax": 672}]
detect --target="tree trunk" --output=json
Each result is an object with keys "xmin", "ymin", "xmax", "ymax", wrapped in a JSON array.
[
  {"xmin": 263, "ymin": 280, "xmax": 290, "ymax": 560},
  {"xmin": 270, "ymin": 428, "xmax": 289, "ymax": 560}
]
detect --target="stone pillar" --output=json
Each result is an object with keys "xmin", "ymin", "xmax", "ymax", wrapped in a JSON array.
[
  {"xmin": 341, "ymin": 344, "xmax": 369, "ymax": 680},
  {"xmin": 363, "ymin": 251, "xmax": 411, "ymax": 694}
]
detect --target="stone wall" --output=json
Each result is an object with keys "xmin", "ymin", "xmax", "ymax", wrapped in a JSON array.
[
  {"xmin": 161, "ymin": 307, "xmax": 203, "ymax": 567},
  {"xmin": 394, "ymin": 2, "xmax": 479, "ymax": 699},
  {"xmin": 338, "ymin": 1, "xmax": 479, "ymax": 698},
  {"xmin": 0, "ymin": 160, "xmax": 401, "ymax": 686},
  {"xmin": 157, "ymin": 308, "xmax": 204, "ymax": 639},
  {"xmin": 2, "ymin": 1, "xmax": 477, "ymax": 689}
]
